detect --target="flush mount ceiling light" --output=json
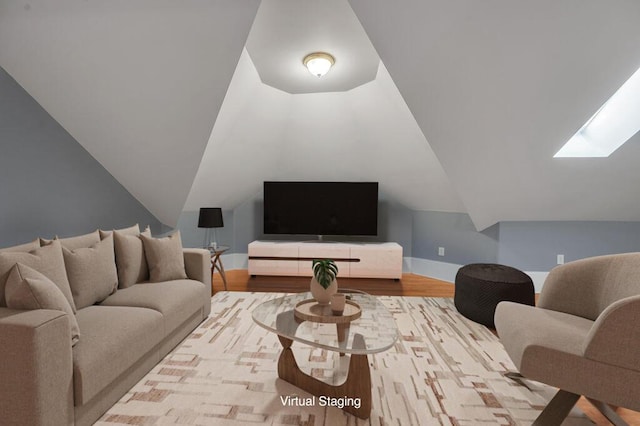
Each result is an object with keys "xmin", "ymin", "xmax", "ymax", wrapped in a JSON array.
[
  {"xmin": 303, "ymin": 52, "xmax": 335, "ymax": 77},
  {"xmin": 554, "ymin": 66, "xmax": 640, "ymax": 158}
]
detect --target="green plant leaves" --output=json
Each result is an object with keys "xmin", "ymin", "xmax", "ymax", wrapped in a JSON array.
[{"xmin": 312, "ymin": 259, "xmax": 338, "ymax": 289}]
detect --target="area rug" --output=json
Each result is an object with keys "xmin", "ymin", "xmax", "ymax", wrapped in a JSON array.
[{"xmin": 97, "ymin": 292, "xmax": 590, "ymax": 425}]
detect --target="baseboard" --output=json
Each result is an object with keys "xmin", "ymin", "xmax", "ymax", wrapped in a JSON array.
[
  {"xmin": 409, "ymin": 257, "xmax": 548, "ymax": 292},
  {"xmin": 220, "ymin": 253, "xmax": 548, "ymax": 291},
  {"xmin": 525, "ymin": 271, "xmax": 548, "ymax": 293},
  {"xmin": 409, "ymin": 257, "xmax": 461, "ymax": 283}
]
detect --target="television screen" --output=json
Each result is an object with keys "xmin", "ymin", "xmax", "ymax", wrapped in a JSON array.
[{"xmin": 263, "ymin": 181, "xmax": 378, "ymax": 236}]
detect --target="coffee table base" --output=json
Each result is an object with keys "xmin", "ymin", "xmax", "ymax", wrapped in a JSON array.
[{"xmin": 277, "ymin": 335, "xmax": 372, "ymax": 419}]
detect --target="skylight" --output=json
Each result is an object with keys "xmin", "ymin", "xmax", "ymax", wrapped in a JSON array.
[{"xmin": 554, "ymin": 66, "xmax": 640, "ymax": 158}]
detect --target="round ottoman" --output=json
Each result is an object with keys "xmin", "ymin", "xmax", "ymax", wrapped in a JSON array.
[{"xmin": 454, "ymin": 263, "xmax": 534, "ymax": 328}]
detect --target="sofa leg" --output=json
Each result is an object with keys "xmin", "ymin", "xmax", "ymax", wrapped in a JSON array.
[
  {"xmin": 532, "ymin": 389, "xmax": 580, "ymax": 426},
  {"xmin": 586, "ymin": 398, "xmax": 629, "ymax": 426}
]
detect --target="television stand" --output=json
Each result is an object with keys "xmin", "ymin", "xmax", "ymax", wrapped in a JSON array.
[{"xmin": 248, "ymin": 241, "xmax": 403, "ymax": 279}]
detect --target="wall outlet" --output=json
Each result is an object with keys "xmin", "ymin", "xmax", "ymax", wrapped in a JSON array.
[
  {"xmin": 557, "ymin": 254, "xmax": 565, "ymax": 265},
  {"xmin": 438, "ymin": 247, "xmax": 445, "ymax": 256}
]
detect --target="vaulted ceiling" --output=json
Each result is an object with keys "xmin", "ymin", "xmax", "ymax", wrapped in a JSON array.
[
  {"xmin": 0, "ymin": 0, "xmax": 261, "ymax": 226},
  {"xmin": 2, "ymin": 0, "xmax": 639, "ymax": 230},
  {"xmin": 349, "ymin": 0, "xmax": 640, "ymax": 229}
]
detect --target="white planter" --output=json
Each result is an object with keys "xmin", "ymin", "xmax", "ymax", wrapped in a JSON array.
[{"xmin": 310, "ymin": 276, "xmax": 337, "ymax": 305}]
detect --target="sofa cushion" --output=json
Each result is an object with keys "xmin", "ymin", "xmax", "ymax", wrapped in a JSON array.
[
  {"xmin": 63, "ymin": 234, "xmax": 118, "ymax": 310},
  {"xmin": 0, "ymin": 240, "xmax": 76, "ymax": 312},
  {"xmin": 0, "ymin": 240, "xmax": 39, "ymax": 253},
  {"xmin": 112, "ymin": 227, "xmax": 151, "ymax": 289},
  {"xmin": 100, "ymin": 280, "xmax": 206, "ymax": 334},
  {"xmin": 141, "ymin": 231, "xmax": 188, "ymax": 282},
  {"xmin": 5, "ymin": 263, "xmax": 80, "ymax": 345},
  {"xmin": 72, "ymin": 305, "xmax": 163, "ymax": 405}
]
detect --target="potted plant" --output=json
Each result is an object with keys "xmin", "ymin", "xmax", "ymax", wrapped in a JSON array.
[{"xmin": 310, "ymin": 259, "xmax": 338, "ymax": 305}]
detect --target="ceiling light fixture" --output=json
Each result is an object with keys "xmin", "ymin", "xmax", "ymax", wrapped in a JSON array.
[{"xmin": 303, "ymin": 52, "xmax": 335, "ymax": 78}]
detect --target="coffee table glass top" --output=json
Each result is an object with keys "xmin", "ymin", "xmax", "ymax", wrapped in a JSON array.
[{"xmin": 252, "ymin": 291, "xmax": 398, "ymax": 355}]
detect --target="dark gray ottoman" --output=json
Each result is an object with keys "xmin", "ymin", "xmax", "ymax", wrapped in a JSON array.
[{"xmin": 454, "ymin": 263, "xmax": 534, "ymax": 328}]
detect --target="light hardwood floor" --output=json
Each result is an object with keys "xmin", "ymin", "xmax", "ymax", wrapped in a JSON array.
[{"xmin": 212, "ymin": 270, "xmax": 639, "ymax": 426}]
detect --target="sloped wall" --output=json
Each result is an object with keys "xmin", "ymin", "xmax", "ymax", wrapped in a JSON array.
[{"xmin": 0, "ymin": 67, "xmax": 163, "ymax": 247}]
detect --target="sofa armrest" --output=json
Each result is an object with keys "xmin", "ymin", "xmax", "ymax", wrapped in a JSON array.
[
  {"xmin": 583, "ymin": 295, "xmax": 640, "ymax": 372},
  {"xmin": 183, "ymin": 248, "xmax": 212, "ymax": 289},
  {"xmin": 183, "ymin": 249, "xmax": 212, "ymax": 317},
  {"xmin": 0, "ymin": 308, "xmax": 74, "ymax": 425}
]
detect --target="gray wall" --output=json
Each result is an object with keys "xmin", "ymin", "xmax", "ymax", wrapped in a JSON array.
[
  {"xmin": 177, "ymin": 209, "xmax": 235, "ymax": 250},
  {"xmin": 411, "ymin": 212, "xmax": 640, "ymax": 271},
  {"xmin": 179, "ymin": 190, "xmax": 414, "ymax": 256},
  {"xmin": 412, "ymin": 211, "xmax": 499, "ymax": 265},
  {"xmin": 0, "ymin": 67, "xmax": 163, "ymax": 248},
  {"xmin": 196, "ymin": 198, "xmax": 640, "ymax": 274},
  {"xmin": 498, "ymin": 221, "xmax": 640, "ymax": 271}
]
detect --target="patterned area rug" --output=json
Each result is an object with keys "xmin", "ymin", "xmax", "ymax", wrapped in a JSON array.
[{"xmin": 98, "ymin": 292, "xmax": 590, "ymax": 425}]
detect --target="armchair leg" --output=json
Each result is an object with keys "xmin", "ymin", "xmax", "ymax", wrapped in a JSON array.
[
  {"xmin": 586, "ymin": 398, "xmax": 629, "ymax": 426},
  {"xmin": 504, "ymin": 371, "xmax": 534, "ymax": 391},
  {"xmin": 532, "ymin": 390, "xmax": 580, "ymax": 426}
]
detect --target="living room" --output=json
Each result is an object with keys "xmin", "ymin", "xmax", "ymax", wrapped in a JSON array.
[{"xmin": 1, "ymin": 1, "xmax": 639, "ymax": 425}]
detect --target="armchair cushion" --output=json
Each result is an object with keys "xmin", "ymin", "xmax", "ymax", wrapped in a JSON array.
[{"xmin": 495, "ymin": 301, "xmax": 593, "ymax": 371}]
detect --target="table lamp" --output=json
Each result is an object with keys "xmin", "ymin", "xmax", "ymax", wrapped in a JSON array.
[{"xmin": 198, "ymin": 207, "xmax": 224, "ymax": 250}]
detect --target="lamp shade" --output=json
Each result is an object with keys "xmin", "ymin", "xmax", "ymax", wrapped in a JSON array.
[{"xmin": 198, "ymin": 208, "xmax": 224, "ymax": 228}]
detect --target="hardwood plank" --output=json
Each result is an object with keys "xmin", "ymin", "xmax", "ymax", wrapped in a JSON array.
[
  {"xmin": 212, "ymin": 269, "xmax": 455, "ymax": 297},
  {"xmin": 212, "ymin": 269, "xmax": 640, "ymax": 426}
]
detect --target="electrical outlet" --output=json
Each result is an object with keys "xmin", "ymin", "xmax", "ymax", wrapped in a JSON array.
[
  {"xmin": 438, "ymin": 247, "xmax": 445, "ymax": 256},
  {"xmin": 557, "ymin": 254, "xmax": 565, "ymax": 265}
]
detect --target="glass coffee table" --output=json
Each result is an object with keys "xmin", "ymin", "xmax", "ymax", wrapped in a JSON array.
[{"xmin": 252, "ymin": 291, "xmax": 398, "ymax": 419}]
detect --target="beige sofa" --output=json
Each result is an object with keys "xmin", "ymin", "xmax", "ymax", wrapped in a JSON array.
[{"xmin": 0, "ymin": 228, "xmax": 212, "ymax": 426}]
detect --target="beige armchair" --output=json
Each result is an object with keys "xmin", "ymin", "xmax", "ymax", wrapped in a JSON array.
[{"xmin": 495, "ymin": 253, "xmax": 640, "ymax": 426}]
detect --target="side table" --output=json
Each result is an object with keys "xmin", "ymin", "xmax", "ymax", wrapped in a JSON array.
[{"xmin": 210, "ymin": 245, "xmax": 229, "ymax": 291}]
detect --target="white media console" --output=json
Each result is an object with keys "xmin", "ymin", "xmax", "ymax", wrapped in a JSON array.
[{"xmin": 248, "ymin": 240, "xmax": 403, "ymax": 279}]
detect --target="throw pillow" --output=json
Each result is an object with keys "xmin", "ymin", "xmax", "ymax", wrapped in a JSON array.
[
  {"xmin": 99, "ymin": 224, "xmax": 140, "ymax": 240},
  {"xmin": 113, "ymin": 226, "xmax": 151, "ymax": 288},
  {"xmin": 141, "ymin": 231, "xmax": 188, "ymax": 282},
  {"xmin": 0, "ymin": 240, "xmax": 76, "ymax": 312},
  {"xmin": 63, "ymin": 234, "xmax": 118, "ymax": 309},
  {"xmin": 41, "ymin": 230, "xmax": 101, "ymax": 251},
  {"xmin": 0, "ymin": 239, "xmax": 39, "ymax": 253},
  {"xmin": 5, "ymin": 263, "xmax": 80, "ymax": 345}
]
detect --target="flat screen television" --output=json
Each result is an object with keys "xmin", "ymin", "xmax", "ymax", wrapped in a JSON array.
[{"xmin": 263, "ymin": 181, "xmax": 378, "ymax": 236}]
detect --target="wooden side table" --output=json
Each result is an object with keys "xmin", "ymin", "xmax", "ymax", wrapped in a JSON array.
[{"xmin": 210, "ymin": 245, "xmax": 229, "ymax": 291}]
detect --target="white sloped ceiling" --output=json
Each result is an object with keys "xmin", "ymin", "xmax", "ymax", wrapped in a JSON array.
[
  {"xmin": 7, "ymin": 1, "xmax": 638, "ymax": 230},
  {"xmin": 0, "ymin": 0, "xmax": 260, "ymax": 226},
  {"xmin": 185, "ymin": 0, "xmax": 464, "ymax": 214},
  {"xmin": 184, "ymin": 49, "xmax": 465, "ymax": 213},
  {"xmin": 349, "ymin": 0, "xmax": 640, "ymax": 230}
]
